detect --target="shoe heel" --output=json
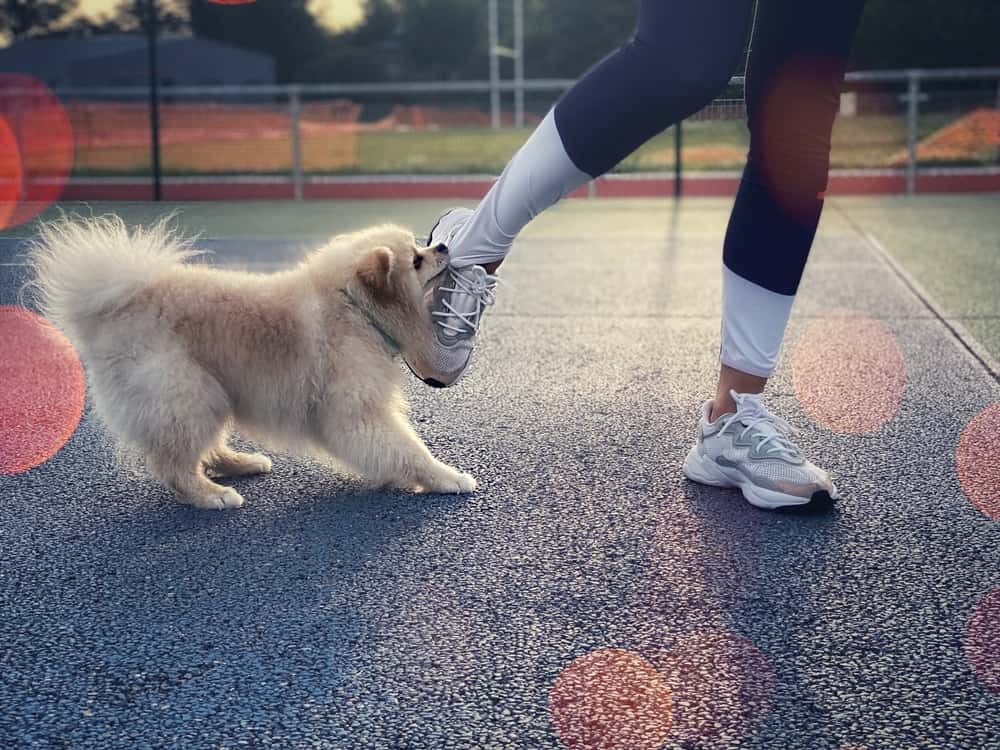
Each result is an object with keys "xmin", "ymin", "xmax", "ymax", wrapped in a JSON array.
[{"xmin": 683, "ymin": 446, "xmax": 733, "ymax": 488}]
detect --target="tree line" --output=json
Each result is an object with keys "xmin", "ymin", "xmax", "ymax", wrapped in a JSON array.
[{"xmin": 3, "ymin": 0, "xmax": 998, "ymax": 83}]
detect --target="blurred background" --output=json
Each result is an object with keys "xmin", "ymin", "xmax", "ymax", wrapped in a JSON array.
[
  {"xmin": 3, "ymin": 10, "xmax": 1000, "ymax": 750},
  {"xmin": 0, "ymin": 0, "xmax": 997, "ymax": 208}
]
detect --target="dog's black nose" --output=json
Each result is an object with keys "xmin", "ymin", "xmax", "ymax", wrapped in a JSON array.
[{"xmin": 434, "ymin": 243, "xmax": 448, "ymax": 254}]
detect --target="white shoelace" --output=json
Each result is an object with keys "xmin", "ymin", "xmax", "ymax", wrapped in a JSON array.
[
  {"xmin": 431, "ymin": 267, "xmax": 498, "ymax": 336},
  {"xmin": 719, "ymin": 390, "xmax": 800, "ymax": 460}
]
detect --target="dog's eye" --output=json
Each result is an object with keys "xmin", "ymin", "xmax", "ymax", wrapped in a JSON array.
[{"xmin": 413, "ymin": 254, "xmax": 423, "ymax": 270}]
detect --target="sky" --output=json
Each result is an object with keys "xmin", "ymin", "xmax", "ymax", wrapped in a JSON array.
[{"xmin": 74, "ymin": 1, "xmax": 365, "ymax": 31}]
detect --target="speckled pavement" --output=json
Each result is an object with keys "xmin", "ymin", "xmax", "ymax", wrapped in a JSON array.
[{"xmin": 1, "ymin": 199, "xmax": 998, "ymax": 749}]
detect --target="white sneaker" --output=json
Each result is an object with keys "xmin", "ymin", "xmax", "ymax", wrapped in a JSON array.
[
  {"xmin": 404, "ymin": 208, "xmax": 498, "ymax": 388},
  {"xmin": 683, "ymin": 390, "xmax": 839, "ymax": 510}
]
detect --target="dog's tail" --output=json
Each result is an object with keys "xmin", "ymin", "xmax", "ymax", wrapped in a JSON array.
[{"xmin": 23, "ymin": 214, "xmax": 200, "ymax": 339}]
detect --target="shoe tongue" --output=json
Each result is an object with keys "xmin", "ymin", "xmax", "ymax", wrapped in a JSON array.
[
  {"xmin": 733, "ymin": 393, "xmax": 766, "ymax": 424},
  {"xmin": 732, "ymin": 393, "xmax": 796, "ymax": 456},
  {"xmin": 740, "ymin": 415, "xmax": 784, "ymax": 442}
]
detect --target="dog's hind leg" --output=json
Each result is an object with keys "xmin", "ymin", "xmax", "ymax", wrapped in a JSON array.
[
  {"xmin": 154, "ymin": 460, "xmax": 246, "ymax": 510},
  {"xmin": 126, "ymin": 358, "xmax": 246, "ymax": 509},
  {"xmin": 146, "ymin": 430, "xmax": 248, "ymax": 510},
  {"xmin": 203, "ymin": 433, "xmax": 273, "ymax": 478},
  {"xmin": 323, "ymin": 411, "xmax": 476, "ymax": 494}
]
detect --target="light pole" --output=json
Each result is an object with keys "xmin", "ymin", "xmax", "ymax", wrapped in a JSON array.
[
  {"xmin": 488, "ymin": 0, "xmax": 500, "ymax": 129},
  {"xmin": 513, "ymin": 0, "xmax": 523, "ymax": 128},
  {"xmin": 488, "ymin": 0, "xmax": 526, "ymax": 130}
]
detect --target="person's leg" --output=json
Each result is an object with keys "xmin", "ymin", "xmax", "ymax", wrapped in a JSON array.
[
  {"xmin": 443, "ymin": 0, "xmax": 755, "ymax": 271},
  {"xmin": 684, "ymin": 0, "xmax": 867, "ymax": 510},
  {"xmin": 407, "ymin": 0, "xmax": 756, "ymax": 386},
  {"xmin": 710, "ymin": 0, "xmax": 867, "ymax": 420}
]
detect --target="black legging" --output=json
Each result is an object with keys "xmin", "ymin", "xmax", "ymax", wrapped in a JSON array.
[{"xmin": 554, "ymin": 0, "xmax": 867, "ymax": 296}]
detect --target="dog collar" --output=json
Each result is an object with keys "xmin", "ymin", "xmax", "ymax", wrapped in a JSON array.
[{"xmin": 339, "ymin": 289, "xmax": 401, "ymax": 354}]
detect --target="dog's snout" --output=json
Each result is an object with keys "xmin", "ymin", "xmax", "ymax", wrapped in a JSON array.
[{"xmin": 434, "ymin": 244, "xmax": 448, "ymax": 254}]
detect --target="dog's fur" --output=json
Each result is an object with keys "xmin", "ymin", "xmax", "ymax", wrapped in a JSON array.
[{"xmin": 25, "ymin": 216, "xmax": 475, "ymax": 509}]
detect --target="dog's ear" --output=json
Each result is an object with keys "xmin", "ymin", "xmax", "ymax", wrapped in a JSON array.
[{"xmin": 356, "ymin": 246, "xmax": 395, "ymax": 293}]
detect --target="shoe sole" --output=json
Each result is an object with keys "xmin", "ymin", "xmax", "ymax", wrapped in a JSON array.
[
  {"xmin": 402, "ymin": 332, "xmax": 469, "ymax": 389},
  {"xmin": 682, "ymin": 445, "xmax": 838, "ymax": 512},
  {"xmin": 403, "ymin": 357, "xmax": 449, "ymax": 389}
]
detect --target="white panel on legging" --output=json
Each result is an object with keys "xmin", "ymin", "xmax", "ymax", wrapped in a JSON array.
[
  {"xmin": 720, "ymin": 264, "xmax": 796, "ymax": 378},
  {"xmin": 448, "ymin": 110, "xmax": 591, "ymax": 268}
]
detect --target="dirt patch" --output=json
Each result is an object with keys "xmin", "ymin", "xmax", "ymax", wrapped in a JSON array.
[
  {"xmin": 69, "ymin": 100, "xmax": 361, "ymax": 172},
  {"xmin": 889, "ymin": 108, "xmax": 999, "ymax": 165}
]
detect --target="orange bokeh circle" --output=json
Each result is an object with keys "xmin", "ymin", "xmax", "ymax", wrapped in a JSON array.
[
  {"xmin": 550, "ymin": 648, "xmax": 672, "ymax": 750},
  {"xmin": 0, "ymin": 306, "xmax": 85, "ymax": 474},
  {"xmin": 656, "ymin": 629, "xmax": 776, "ymax": 748},
  {"xmin": 956, "ymin": 402, "xmax": 1000, "ymax": 521},
  {"xmin": 965, "ymin": 586, "xmax": 1000, "ymax": 693},
  {"xmin": 752, "ymin": 54, "xmax": 848, "ymax": 223},
  {"xmin": 792, "ymin": 311, "xmax": 905, "ymax": 434},
  {"xmin": 0, "ymin": 74, "xmax": 74, "ymax": 229}
]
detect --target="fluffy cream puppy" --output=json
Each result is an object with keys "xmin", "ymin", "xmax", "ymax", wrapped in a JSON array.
[{"xmin": 26, "ymin": 216, "xmax": 476, "ymax": 509}]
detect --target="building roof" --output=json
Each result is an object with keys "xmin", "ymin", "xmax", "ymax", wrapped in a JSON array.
[{"xmin": 0, "ymin": 34, "xmax": 272, "ymax": 75}]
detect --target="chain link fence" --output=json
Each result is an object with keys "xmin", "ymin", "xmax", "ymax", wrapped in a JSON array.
[{"xmin": 14, "ymin": 68, "xmax": 998, "ymax": 197}]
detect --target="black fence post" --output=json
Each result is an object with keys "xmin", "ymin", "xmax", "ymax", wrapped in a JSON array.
[
  {"xmin": 674, "ymin": 120, "xmax": 682, "ymax": 198},
  {"xmin": 144, "ymin": 0, "xmax": 162, "ymax": 201}
]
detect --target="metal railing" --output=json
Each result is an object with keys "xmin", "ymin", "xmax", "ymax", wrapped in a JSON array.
[{"xmin": 34, "ymin": 66, "xmax": 1000, "ymax": 198}]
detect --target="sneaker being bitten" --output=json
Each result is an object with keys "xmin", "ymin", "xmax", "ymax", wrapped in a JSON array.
[
  {"xmin": 682, "ymin": 390, "xmax": 839, "ymax": 510},
  {"xmin": 404, "ymin": 207, "xmax": 498, "ymax": 388}
]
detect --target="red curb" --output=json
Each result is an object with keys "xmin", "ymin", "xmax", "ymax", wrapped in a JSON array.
[
  {"xmin": 917, "ymin": 171, "xmax": 1000, "ymax": 193},
  {"xmin": 62, "ymin": 183, "xmax": 155, "ymax": 201},
  {"xmin": 827, "ymin": 173, "xmax": 905, "ymax": 194},
  {"xmin": 164, "ymin": 182, "xmax": 294, "ymax": 200}
]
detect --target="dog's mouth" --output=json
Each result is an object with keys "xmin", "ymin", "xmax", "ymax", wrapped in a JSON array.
[
  {"xmin": 427, "ymin": 259, "xmax": 449, "ymax": 281},
  {"xmin": 418, "ymin": 252, "xmax": 450, "ymax": 287}
]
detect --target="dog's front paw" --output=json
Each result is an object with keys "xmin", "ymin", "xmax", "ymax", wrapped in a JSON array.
[
  {"xmin": 419, "ymin": 470, "xmax": 477, "ymax": 495},
  {"xmin": 187, "ymin": 487, "xmax": 245, "ymax": 510},
  {"xmin": 453, "ymin": 471, "xmax": 477, "ymax": 494}
]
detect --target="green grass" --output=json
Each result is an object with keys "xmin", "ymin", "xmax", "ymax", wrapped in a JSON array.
[
  {"xmin": 348, "ymin": 112, "xmax": 968, "ymax": 174},
  {"xmin": 356, "ymin": 128, "xmax": 528, "ymax": 174}
]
